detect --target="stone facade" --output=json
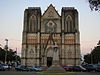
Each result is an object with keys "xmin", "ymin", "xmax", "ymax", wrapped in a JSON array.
[{"xmin": 21, "ymin": 4, "xmax": 81, "ymax": 67}]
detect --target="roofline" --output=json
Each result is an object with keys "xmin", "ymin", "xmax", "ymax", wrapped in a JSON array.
[{"xmin": 42, "ymin": 4, "xmax": 61, "ymax": 17}]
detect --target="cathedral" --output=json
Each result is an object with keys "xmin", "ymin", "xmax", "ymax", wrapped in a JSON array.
[{"xmin": 21, "ymin": 4, "xmax": 81, "ymax": 67}]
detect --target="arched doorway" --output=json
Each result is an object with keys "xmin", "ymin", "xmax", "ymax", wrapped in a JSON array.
[
  {"xmin": 47, "ymin": 57, "xmax": 53, "ymax": 67},
  {"xmin": 46, "ymin": 47, "xmax": 53, "ymax": 67}
]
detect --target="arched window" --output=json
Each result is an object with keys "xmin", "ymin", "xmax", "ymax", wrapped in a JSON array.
[
  {"xmin": 65, "ymin": 15, "xmax": 73, "ymax": 33},
  {"xmin": 29, "ymin": 15, "xmax": 37, "ymax": 32}
]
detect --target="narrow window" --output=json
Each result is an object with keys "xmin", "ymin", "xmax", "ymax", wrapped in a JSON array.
[
  {"xmin": 65, "ymin": 15, "xmax": 73, "ymax": 33},
  {"xmin": 29, "ymin": 15, "xmax": 37, "ymax": 32}
]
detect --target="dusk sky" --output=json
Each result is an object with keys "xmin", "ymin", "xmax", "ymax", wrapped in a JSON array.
[{"xmin": 0, "ymin": 0, "xmax": 100, "ymax": 56}]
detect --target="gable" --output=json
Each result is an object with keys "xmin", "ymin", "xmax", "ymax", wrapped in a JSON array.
[{"xmin": 42, "ymin": 4, "xmax": 60, "ymax": 19}]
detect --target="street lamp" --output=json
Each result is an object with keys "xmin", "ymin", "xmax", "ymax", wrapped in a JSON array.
[
  {"xmin": 91, "ymin": 48, "xmax": 93, "ymax": 64},
  {"xmin": 4, "ymin": 39, "xmax": 8, "ymax": 64}
]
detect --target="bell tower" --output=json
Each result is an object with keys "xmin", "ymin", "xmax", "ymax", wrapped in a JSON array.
[
  {"xmin": 21, "ymin": 7, "xmax": 41, "ymax": 66},
  {"xmin": 61, "ymin": 7, "xmax": 80, "ymax": 65}
]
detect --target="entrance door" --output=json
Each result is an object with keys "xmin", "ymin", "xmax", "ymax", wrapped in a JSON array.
[{"xmin": 47, "ymin": 57, "xmax": 53, "ymax": 67}]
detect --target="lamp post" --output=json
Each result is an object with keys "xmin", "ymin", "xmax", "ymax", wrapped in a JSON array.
[
  {"xmin": 4, "ymin": 39, "xmax": 8, "ymax": 64},
  {"xmin": 91, "ymin": 48, "xmax": 93, "ymax": 64}
]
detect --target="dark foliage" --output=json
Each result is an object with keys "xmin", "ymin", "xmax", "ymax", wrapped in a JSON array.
[
  {"xmin": 91, "ymin": 46, "xmax": 100, "ymax": 64},
  {"xmin": 84, "ymin": 53, "xmax": 91, "ymax": 64},
  {"xmin": 84, "ymin": 45, "xmax": 100, "ymax": 64},
  {"xmin": 88, "ymin": 0, "xmax": 100, "ymax": 11},
  {"xmin": 0, "ymin": 47, "xmax": 21, "ymax": 63}
]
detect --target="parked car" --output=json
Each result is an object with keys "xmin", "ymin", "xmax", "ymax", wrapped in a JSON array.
[
  {"xmin": 62, "ymin": 65, "xmax": 73, "ymax": 71},
  {"xmin": 72, "ymin": 65, "xmax": 86, "ymax": 72},
  {"xmin": 94, "ymin": 64, "xmax": 100, "ymax": 72},
  {"xmin": 82, "ymin": 64, "xmax": 96, "ymax": 72},
  {"xmin": 0, "ymin": 64, "xmax": 5, "ymax": 71},
  {"xmin": 1, "ymin": 64, "xmax": 9, "ymax": 70},
  {"xmin": 8, "ymin": 64, "xmax": 12, "ymax": 70},
  {"xmin": 30, "ymin": 66, "xmax": 43, "ymax": 72},
  {"xmin": 15, "ymin": 65, "xmax": 30, "ymax": 71}
]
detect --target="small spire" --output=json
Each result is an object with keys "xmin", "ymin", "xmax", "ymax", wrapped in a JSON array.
[
  {"xmin": 50, "ymin": 4, "xmax": 53, "ymax": 6},
  {"xmin": 49, "ymin": 4, "xmax": 54, "ymax": 8}
]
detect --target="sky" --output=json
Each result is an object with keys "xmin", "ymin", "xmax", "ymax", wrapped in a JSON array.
[{"xmin": 0, "ymin": 0, "xmax": 100, "ymax": 56}]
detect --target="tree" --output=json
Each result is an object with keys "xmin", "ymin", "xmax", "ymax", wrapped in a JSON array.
[
  {"xmin": 91, "ymin": 46, "xmax": 100, "ymax": 64},
  {"xmin": 88, "ymin": 0, "xmax": 100, "ymax": 11},
  {"xmin": 0, "ymin": 47, "xmax": 5, "ymax": 62},
  {"xmin": 97, "ymin": 40, "xmax": 100, "ymax": 45},
  {"xmin": 83, "ymin": 40, "xmax": 100, "ymax": 64},
  {"xmin": 0, "ymin": 47, "xmax": 21, "ymax": 64},
  {"xmin": 84, "ymin": 53, "xmax": 91, "ymax": 64}
]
